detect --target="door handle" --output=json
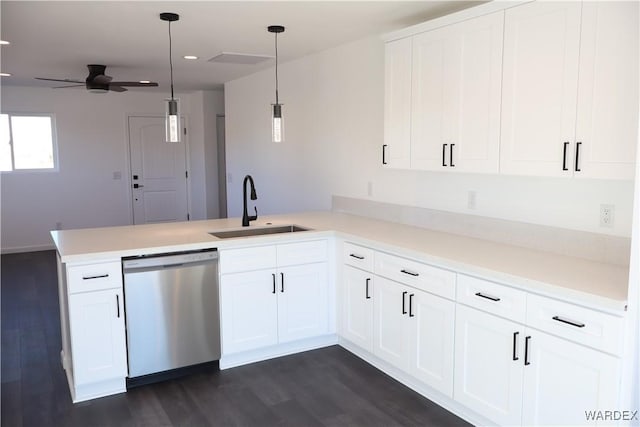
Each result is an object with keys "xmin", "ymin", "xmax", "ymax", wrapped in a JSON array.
[
  {"xmin": 280, "ymin": 272, "xmax": 284, "ymax": 293},
  {"xmin": 512, "ymin": 331, "xmax": 519, "ymax": 361},
  {"xmin": 442, "ymin": 144, "xmax": 448, "ymax": 167},
  {"xmin": 133, "ymin": 183, "xmax": 144, "ymax": 189},
  {"xmin": 575, "ymin": 142, "xmax": 582, "ymax": 172},
  {"xmin": 365, "ymin": 278, "xmax": 371, "ymax": 299},
  {"xmin": 475, "ymin": 292, "xmax": 500, "ymax": 302},
  {"xmin": 552, "ymin": 315, "xmax": 585, "ymax": 328},
  {"xmin": 272, "ymin": 273, "xmax": 276, "ymax": 294},
  {"xmin": 450, "ymin": 144, "xmax": 455, "ymax": 167},
  {"xmin": 382, "ymin": 144, "xmax": 388, "ymax": 165},
  {"xmin": 116, "ymin": 294, "xmax": 120, "ymax": 318},
  {"xmin": 562, "ymin": 142, "xmax": 569, "ymax": 171},
  {"xmin": 409, "ymin": 294, "xmax": 415, "ymax": 317},
  {"xmin": 402, "ymin": 291, "xmax": 408, "ymax": 314},
  {"xmin": 524, "ymin": 336, "xmax": 531, "ymax": 366}
]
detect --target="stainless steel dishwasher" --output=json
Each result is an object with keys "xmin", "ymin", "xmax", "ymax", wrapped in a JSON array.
[{"xmin": 122, "ymin": 249, "xmax": 220, "ymax": 379}]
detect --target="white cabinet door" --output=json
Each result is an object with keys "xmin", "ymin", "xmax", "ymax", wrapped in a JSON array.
[
  {"xmin": 277, "ymin": 263, "xmax": 329, "ymax": 343},
  {"xmin": 383, "ymin": 38, "xmax": 412, "ymax": 168},
  {"xmin": 409, "ymin": 291, "xmax": 455, "ymax": 397},
  {"xmin": 574, "ymin": 1, "xmax": 639, "ymax": 180},
  {"xmin": 373, "ymin": 277, "xmax": 409, "ymax": 370},
  {"xmin": 500, "ymin": 1, "xmax": 582, "ymax": 177},
  {"xmin": 449, "ymin": 11, "xmax": 503, "ymax": 174},
  {"xmin": 411, "ymin": 25, "xmax": 455, "ymax": 170},
  {"xmin": 220, "ymin": 269, "xmax": 278, "ymax": 354},
  {"xmin": 68, "ymin": 288, "xmax": 127, "ymax": 385},
  {"xmin": 342, "ymin": 266, "xmax": 374, "ymax": 352},
  {"xmin": 454, "ymin": 305, "xmax": 524, "ymax": 426},
  {"xmin": 522, "ymin": 329, "xmax": 621, "ymax": 426}
]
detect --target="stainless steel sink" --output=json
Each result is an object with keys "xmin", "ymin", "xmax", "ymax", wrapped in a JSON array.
[{"xmin": 209, "ymin": 225, "xmax": 311, "ymax": 239}]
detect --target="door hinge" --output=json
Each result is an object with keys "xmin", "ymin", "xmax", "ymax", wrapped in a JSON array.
[
  {"xmin": 183, "ymin": 127, "xmax": 187, "ymax": 135},
  {"xmin": 185, "ymin": 171, "xmax": 188, "ymax": 179}
]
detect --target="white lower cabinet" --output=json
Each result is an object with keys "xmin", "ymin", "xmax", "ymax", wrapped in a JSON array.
[
  {"xmin": 454, "ymin": 304, "xmax": 524, "ymax": 426},
  {"xmin": 342, "ymin": 266, "xmax": 374, "ymax": 352},
  {"xmin": 454, "ymin": 287, "xmax": 623, "ymax": 426},
  {"xmin": 219, "ymin": 240, "xmax": 330, "ymax": 358},
  {"xmin": 68, "ymin": 288, "xmax": 127, "ymax": 386},
  {"xmin": 373, "ymin": 276, "xmax": 455, "ymax": 397}
]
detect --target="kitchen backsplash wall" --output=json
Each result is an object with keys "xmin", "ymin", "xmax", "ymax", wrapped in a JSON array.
[
  {"xmin": 225, "ymin": 35, "xmax": 635, "ymax": 239},
  {"xmin": 333, "ymin": 195, "xmax": 631, "ymax": 266}
]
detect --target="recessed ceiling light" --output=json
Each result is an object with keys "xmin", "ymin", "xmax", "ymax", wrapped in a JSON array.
[
  {"xmin": 183, "ymin": 55, "xmax": 199, "ymax": 60},
  {"xmin": 0, "ymin": 72, "xmax": 12, "ymax": 77},
  {"xmin": 139, "ymin": 80, "xmax": 151, "ymax": 84},
  {"xmin": 0, "ymin": 40, "xmax": 9, "ymax": 45}
]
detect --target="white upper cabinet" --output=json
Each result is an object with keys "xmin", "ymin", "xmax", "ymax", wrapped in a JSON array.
[
  {"xmin": 501, "ymin": 1, "xmax": 638, "ymax": 179},
  {"xmin": 383, "ymin": 38, "xmax": 412, "ymax": 169},
  {"xmin": 412, "ymin": 11, "xmax": 504, "ymax": 173},
  {"xmin": 500, "ymin": 1, "xmax": 582, "ymax": 177},
  {"xmin": 574, "ymin": 1, "xmax": 639, "ymax": 179}
]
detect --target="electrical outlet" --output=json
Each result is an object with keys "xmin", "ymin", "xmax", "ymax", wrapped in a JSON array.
[
  {"xmin": 600, "ymin": 204, "xmax": 614, "ymax": 228},
  {"xmin": 467, "ymin": 191, "xmax": 476, "ymax": 210},
  {"xmin": 367, "ymin": 181, "xmax": 373, "ymax": 197}
]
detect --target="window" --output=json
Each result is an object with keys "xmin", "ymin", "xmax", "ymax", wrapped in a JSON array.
[{"xmin": 1, "ymin": 113, "xmax": 58, "ymax": 172}]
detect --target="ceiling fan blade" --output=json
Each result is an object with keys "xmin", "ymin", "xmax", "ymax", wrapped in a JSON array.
[
  {"xmin": 108, "ymin": 85, "xmax": 128, "ymax": 92},
  {"xmin": 53, "ymin": 84, "xmax": 85, "ymax": 89},
  {"xmin": 35, "ymin": 77, "xmax": 84, "ymax": 84},
  {"xmin": 110, "ymin": 81, "xmax": 159, "ymax": 87}
]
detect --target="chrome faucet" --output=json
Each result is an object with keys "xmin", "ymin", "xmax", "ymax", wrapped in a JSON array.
[{"xmin": 242, "ymin": 175, "xmax": 258, "ymax": 227}]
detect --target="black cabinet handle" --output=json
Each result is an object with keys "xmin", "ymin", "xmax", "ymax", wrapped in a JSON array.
[
  {"xmin": 575, "ymin": 142, "xmax": 582, "ymax": 172},
  {"xmin": 82, "ymin": 274, "xmax": 109, "ymax": 280},
  {"xmin": 272, "ymin": 273, "xmax": 276, "ymax": 294},
  {"xmin": 552, "ymin": 315, "xmax": 585, "ymax": 328},
  {"xmin": 450, "ymin": 144, "xmax": 455, "ymax": 167},
  {"xmin": 116, "ymin": 294, "xmax": 120, "ymax": 318},
  {"xmin": 524, "ymin": 336, "xmax": 531, "ymax": 366},
  {"xmin": 401, "ymin": 269, "xmax": 419, "ymax": 277},
  {"xmin": 475, "ymin": 292, "xmax": 500, "ymax": 302},
  {"xmin": 409, "ymin": 294, "xmax": 415, "ymax": 317},
  {"xmin": 512, "ymin": 331, "xmax": 519, "ymax": 361},
  {"xmin": 442, "ymin": 144, "xmax": 448, "ymax": 167},
  {"xmin": 365, "ymin": 278, "xmax": 371, "ymax": 299},
  {"xmin": 562, "ymin": 142, "xmax": 569, "ymax": 171},
  {"xmin": 382, "ymin": 144, "xmax": 388, "ymax": 165},
  {"xmin": 402, "ymin": 291, "xmax": 408, "ymax": 314},
  {"xmin": 350, "ymin": 254, "xmax": 365, "ymax": 260},
  {"xmin": 280, "ymin": 272, "xmax": 284, "ymax": 293}
]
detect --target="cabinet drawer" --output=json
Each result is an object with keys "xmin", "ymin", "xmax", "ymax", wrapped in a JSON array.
[
  {"xmin": 277, "ymin": 240, "xmax": 327, "ymax": 266},
  {"xmin": 457, "ymin": 275, "xmax": 526, "ymax": 323},
  {"xmin": 374, "ymin": 252, "xmax": 456, "ymax": 300},
  {"xmin": 343, "ymin": 242, "xmax": 374, "ymax": 271},
  {"xmin": 67, "ymin": 261, "xmax": 122, "ymax": 294},
  {"xmin": 526, "ymin": 294, "xmax": 624, "ymax": 355},
  {"xmin": 220, "ymin": 246, "xmax": 276, "ymax": 274}
]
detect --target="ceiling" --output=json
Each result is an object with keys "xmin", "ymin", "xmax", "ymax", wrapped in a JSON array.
[{"xmin": 0, "ymin": 1, "xmax": 482, "ymax": 93}]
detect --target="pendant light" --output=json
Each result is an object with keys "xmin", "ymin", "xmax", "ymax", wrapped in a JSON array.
[
  {"xmin": 160, "ymin": 12, "xmax": 181, "ymax": 143},
  {"xmin": 268, "ymin": 25, "xmax": 285, "ymax": 143}
]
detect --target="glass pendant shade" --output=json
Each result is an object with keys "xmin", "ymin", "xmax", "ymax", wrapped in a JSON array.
[
  {"xmin": 272, "ymin": 103, "xmax": 284, "ymax": 143},
  {"xmin": 165, "ymin": 98, "xmax": 181, "ymax": 143}
]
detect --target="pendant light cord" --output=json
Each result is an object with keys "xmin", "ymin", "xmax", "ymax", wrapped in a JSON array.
[
  {"xmin": 275, "ymin": 31, "xmax": 279, "ymax": 105},
  {"xmin": 168, "ymin": 20, "xmax": 175, "ymax": 100}
]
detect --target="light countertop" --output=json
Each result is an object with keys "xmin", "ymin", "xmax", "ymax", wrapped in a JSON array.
[{"xmin": 51, "ymin": 211, "xmax": 629, "ymax": 313}]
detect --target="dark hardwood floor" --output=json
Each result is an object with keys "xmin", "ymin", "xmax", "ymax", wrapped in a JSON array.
[{"xmin": 1, "ymin": 250, "xmax": 470, "ymax": 427}]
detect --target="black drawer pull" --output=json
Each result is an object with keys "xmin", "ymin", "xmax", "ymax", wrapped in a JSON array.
[
  {"xmin": 280, "ymin": 272, "xmax": 284, "ymax": 293},
  {"xmin": 82, "ymin": 274, "xmax": 109, "ymax": 280},
  {"xmin": 349, "ymin": 254, "xmax": 365, "ymax": 260},
  {"xmin": 475, "ymin": 292, "xmax": 500, "ymax": 302},
  {"xmin": 382, "ymin": 144, "xmax": 388, "ymax": 165},
  {"xmin": 512, "ymin": 331, "xmax": 519, "ymax": 361},
  {"xmin": 400, "ymin": 269, "xmax": 419, "ymax": 277},
  {"xmin": 402, "ymin": 291, "xmax": 408, "ymax": 314},
  {"xmin": 562, "ymin": 142, "xmax": 569, "ymax": 171},
  {"xmin": 442, "ymin": 144, "xmax": 448, "ymax": 167},
  {"xmin": 552, "ymin": 315, "xmax": 585, "ymax": 328},
  {"xmin": 575, "ymin": 142, "xmax": 582, "ymax": 172},
  {"xmin": 524, "ymin": 336, "xmax": 531, "ymax": 366},
  {"xmin": 450, "ymin": 143, "xmax": 455, "ymax": 167},
  {"xmin": 409, "ymin": 294, "xmax": 415, "ymax": 317},
  {"xmin": 116, "ymin": 294, "xmax": 120, "ymax": 318},
  {"xmin": 272, "ymin": 273, "xmax": 276, "ymax": 294},
  {"xmin": 365, "ymin": 278, "xmax": 371, "ymax": 299}
]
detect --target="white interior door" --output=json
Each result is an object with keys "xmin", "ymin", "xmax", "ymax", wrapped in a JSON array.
[{"xmin": 128, "ymin": 116, "xmax": 189, "ymax": 224}]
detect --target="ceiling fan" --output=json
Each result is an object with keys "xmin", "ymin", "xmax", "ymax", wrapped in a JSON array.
[{"xmin": 35, "ymin": 64, "xmax": 158, "ymax": 93}]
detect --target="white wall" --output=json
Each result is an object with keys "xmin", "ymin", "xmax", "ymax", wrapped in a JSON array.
[
  {"xmin": 0, "ymin": 86, "xmax": 210, "ymax": 251},
  {"xmin": 225, "ymin": 35, "xmax": 635, "ymax": 237},
  {"xmin": 203, "ymin": 90, "xmax": 225, "ymax": 219}
]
